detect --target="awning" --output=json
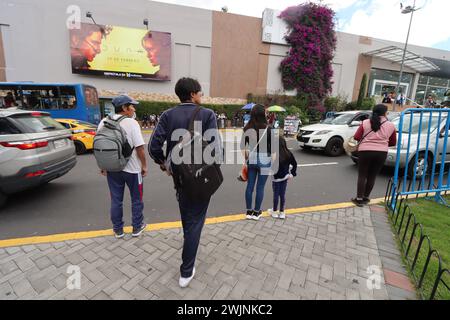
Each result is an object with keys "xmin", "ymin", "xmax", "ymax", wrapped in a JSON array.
[{"xmin": 363, "ymin": 46, "xmax": 440, "ymax": 73}]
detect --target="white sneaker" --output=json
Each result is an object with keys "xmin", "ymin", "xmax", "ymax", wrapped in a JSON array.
[
  {"xmin": 179, "ymin": 268, "xmax": 195, "ymax": 288},
  {"xmin": 268, "ymin": 209, "xmax": 279, "ymax": 219},
  {"xmin": 246, "ymin": 210, "xmax": 253, "ymax": 220},
  {"xmin": 279, "ymin": 212, "xmax": 286, "ymax": 220}
]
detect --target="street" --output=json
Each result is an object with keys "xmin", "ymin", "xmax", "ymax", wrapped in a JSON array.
[{"xmin": 0, "ymin": 132, "xmax": 395, "ymax": 240}]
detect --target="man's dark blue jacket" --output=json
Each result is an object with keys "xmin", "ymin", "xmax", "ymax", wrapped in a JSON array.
[{"xmin": 148, "ymin": 103, "xmax": 219, "ymax": 165}]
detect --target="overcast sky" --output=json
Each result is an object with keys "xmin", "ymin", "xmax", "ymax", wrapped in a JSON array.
[{"xmin": 153, "ymin": 0, "xmax": 450, "ymax": 51}]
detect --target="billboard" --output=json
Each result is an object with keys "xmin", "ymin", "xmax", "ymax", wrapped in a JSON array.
[{"xmin": 70, "ymin": 23, "xmax": 171, "ymax": 81}]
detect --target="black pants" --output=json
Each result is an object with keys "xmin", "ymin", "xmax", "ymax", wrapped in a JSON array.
[
  {"xmin": 357, "ymin": 151, "xmax": 387, "ymax": 199},
  {"xmin": 177, "ymin": 192, "xmax": 210, "ymax": 278}
]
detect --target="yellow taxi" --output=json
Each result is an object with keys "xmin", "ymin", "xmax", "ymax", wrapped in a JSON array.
[{"xmin": 55, "ymin": 119, "xmax": 97, "ymax": 154}]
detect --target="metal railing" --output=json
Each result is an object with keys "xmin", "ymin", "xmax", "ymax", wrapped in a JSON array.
[
  {"xmin": 385, "ymin": 182, "xmax": 449, "ymax": 300},
  {"xmin": 390, "ymin": 108, "xmax": 450, "ymax": 210}
]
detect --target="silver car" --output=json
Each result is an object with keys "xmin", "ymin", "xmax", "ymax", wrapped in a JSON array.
[
  {"xmin": 351, "ymin": 114, "xmax": 449, "ymax": 177},
  {"xmin": 0, "ymin": 109, "xmax": 77, "ymax": 207}
]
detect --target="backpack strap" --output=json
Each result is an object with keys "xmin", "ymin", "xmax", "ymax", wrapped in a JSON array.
[{"xmin": 189, "ymin": 106, "xmax": 202, "ymax": 133}]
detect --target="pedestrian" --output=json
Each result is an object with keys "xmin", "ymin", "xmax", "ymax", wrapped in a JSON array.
[
  {"xmin": 351, "ymin": 104, "xmax": 396, "ymax": 207},
  {"xmin": 96, "ymin": 95, "xmax": 148, "ymax": 238},
  {"xmin": 149, "ymin": 77, "xmax": 221, "ymax": 288},
  {"xmin": 268, "ymin": 136, "xmax": 297, "ymax": 219},
  {"xmin": 241, "ymin": 104, "xmax": 275, "ymax": 221}
]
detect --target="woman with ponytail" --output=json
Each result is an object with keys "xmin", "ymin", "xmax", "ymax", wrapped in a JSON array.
[{"xmin": 352, "ymin": 104, "xmax": 397, "ymax": 207}]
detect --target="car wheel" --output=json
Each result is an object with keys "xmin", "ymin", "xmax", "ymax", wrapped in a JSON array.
[
  {"xmin": 325, "ymin": 137, "xmax": 344, "ymax": 157},
  {"xmin": 74, "ymin": 141, "xmax": 87, "ymax": 155},
  {"xmin": 408, "ymin": 152, "xmax": 432, "ymax": 179},
  {"xmin": 0, "ymin": 192, "xmax": 7, "ymax": 208}
]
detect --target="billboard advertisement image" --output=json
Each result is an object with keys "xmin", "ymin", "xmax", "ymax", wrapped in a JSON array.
[{"xmin": 70, "ymin": 23, "xmax": 171, "ymax": 81}]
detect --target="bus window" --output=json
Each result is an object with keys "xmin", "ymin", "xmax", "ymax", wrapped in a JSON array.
[
  {"xmin": 59, "ymin": 86, "xmax": 77, "ymax": 109},
  {"xmin": 84, "ymin": 86, "xmax": 99, "ymax": 107}
]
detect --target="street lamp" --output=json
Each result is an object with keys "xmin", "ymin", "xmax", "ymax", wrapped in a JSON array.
[{"xmin": 394, "ymin": 1, "xmax": 421, "ymax": 111}]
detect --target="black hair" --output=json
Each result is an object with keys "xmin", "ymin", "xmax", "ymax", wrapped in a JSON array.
[
  {"xmin": 244, "ymin": 104, "xmax": 267, "ymax": 132},
  {"xmin": 175, "ymin": 77, "xmax": 202, "ymax": 103},
  {"xmin": 278, "ymin": 136, "xmax": 292, "ymax": 165},
  {"xmin": 71, "ymin": 24, "xmax": 106, "ymax": 42},
  {"xmin": 370, "ymin": 104, "xmax": 388, "ymax": 132}
]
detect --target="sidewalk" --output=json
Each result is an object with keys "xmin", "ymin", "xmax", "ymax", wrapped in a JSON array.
[{"xmin": 0, "ymin": 204, "xmax": 417, "ymax": 300}]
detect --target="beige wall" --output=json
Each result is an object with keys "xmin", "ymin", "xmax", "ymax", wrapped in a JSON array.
[
  {"xmin": 0, "ymin": 29, "xmax": 6, "ymax": 82},
  {"xmin": 210, "ymin": 12, "xmax": 270, "ymax": 99},
  {"xmin": 352, "ymin": 54, "xmax": 372, "ymax": 101}
]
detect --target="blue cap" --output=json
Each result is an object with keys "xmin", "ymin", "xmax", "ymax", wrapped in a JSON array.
[{"xmin": 112, "ymin": 95, "xmax": 139, "ymax": 108}]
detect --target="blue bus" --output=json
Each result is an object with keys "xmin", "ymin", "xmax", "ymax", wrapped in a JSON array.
[{"xmin": 0, "ymin": 82, "xmax": 101, "ymax": 124}]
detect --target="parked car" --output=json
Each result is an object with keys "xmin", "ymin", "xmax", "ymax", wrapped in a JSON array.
[
  {"xmin": 55, "ymin": 119, "xmax": 96, "ymax": 154},
  {"xmin": 350, "ymin": 114, "xmax": 449, "ymax": 178},
  {"xmin": 297, "ymin": 111, "xmax": 372, "ymax": 156},
  {"xmin": 0, "ymin": 109, "xmax": 77, "ymax": 207}
]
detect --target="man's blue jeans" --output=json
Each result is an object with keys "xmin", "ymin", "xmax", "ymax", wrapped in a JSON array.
[
  {"xmin": 178, "ymin": 192, "xmax": 210, "ymax": 278},
  {"xmin": 107, "ymin": 172, "xmax": 144, "ymax": 233},
  {"xmin": 245, "ymin": 162, "xmax": 270, "ymax": 212}
]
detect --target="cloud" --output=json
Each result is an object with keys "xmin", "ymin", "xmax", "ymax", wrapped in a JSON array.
[{"xmin": 341, "ymin": 0, "xmax": 450, "ymax": 48}]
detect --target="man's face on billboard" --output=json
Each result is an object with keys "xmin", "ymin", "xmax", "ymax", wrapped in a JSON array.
[
  {"xmin": 80, "ymin": 31, "xmax": 103, "ymax": 62},
  {"xmin": 142, "ymin": 37, "xmax": 159, "ymax": 66}
]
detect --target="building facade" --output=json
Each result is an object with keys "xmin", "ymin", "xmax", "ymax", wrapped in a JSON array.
[{"xmin": 0, "ymin": 0, "xmax": 449, "ymax": 105}]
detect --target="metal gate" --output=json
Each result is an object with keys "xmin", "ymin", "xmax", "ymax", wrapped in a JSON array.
[{"xmin": 389, "ymin": 108, "xmax": 450, "ymax": 210}]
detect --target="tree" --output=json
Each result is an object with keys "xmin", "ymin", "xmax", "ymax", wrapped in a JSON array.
[
  {"xmin": 357, "ymin": 73, "xmax": 368, "ymax": 109},
  {"xmin": 279, "ymin": 3, "xmax": 337, "ymax": 113}
]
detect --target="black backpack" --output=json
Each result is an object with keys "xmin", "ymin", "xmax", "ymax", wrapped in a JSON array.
[{"xmin": 169, "ymin": 106, "xmax": 223, "ymax": 202}]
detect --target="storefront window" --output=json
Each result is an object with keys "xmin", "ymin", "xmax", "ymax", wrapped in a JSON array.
[
  {"xmin": 418, "ymin": 75, "xmax": 429, "ymax": 85},
  {"xmin": 414, "ymin": 75, "xmax": 450, "ymax": 106},
  {"xmin": 415, "ymin": 85, "xmax": 426, "ymax": 105},
  {"xmin": 428, "ymin": 76, "xmax": 449, "ymax": 87},
  {"xmin": 368, "ymin": 69, "xmax": 414, "ymax": 98}
]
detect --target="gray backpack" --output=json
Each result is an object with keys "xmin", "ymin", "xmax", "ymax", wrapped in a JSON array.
[{"xmin": 93, "ymin": 115, "xmax": 134, "ymax": 172}]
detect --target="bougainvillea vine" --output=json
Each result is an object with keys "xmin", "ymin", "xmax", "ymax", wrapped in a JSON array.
[{"xmin": 279, "ymin": 3, "xmax": 337, "ymax": 112}]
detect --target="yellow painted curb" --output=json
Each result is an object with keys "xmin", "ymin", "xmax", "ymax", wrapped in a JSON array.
[{"xmin": 0, "ymin": 197, "xmax": 385, "ymax": 249}]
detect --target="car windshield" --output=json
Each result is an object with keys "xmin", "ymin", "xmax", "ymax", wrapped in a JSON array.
[
  {"xmin": 10, "ymin": 114, "xmax": 66, "ymax": 133},
  {"xmin": 391, "ymin": 115, "xmax": 446, "ymax": 134},
  {"xmin": 72, "ymin": 120, "xmax": 97, "ymax": 128},
  {"xmin": 322, "ymin": 113, "xmax": 355, "ymax": 125}
]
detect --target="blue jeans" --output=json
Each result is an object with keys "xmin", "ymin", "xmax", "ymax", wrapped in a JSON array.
[
  {"xmin": 178, "ymin": 192, "xmax": 210, "ymax": 278},
  {"xmin": 273, "ymin": 180, "xmax": 288, "ymax": 212},
  {"xmin": 107, "ymin": 172, "xmax": 144, "ymax": 233},
  {"xmin": 245, "ymin": 162, "xmax": 270, "ymax": 211}
]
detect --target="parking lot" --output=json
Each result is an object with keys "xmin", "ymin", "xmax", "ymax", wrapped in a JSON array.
[{"xmin": 0, "ymin": 131, "xmax": 395, "ymax": 240}]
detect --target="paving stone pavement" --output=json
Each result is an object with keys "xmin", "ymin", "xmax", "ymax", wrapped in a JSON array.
[{"xmin": 0, "ymin": 206, "xmax": 416, "ymax": 300}]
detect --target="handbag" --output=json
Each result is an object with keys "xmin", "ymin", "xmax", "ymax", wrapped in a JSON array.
[
  {"xmin": 344, "ymin": 120, "xmax": 387, "ymax": 156},
  {"xmin": 237, "ymin": 128, "xmax": 268, "ymax": 182}
]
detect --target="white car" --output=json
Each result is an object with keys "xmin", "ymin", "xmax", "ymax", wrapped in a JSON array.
[{"xmin": 297, "ymin": 111, "xmax": 372, "ymax": 156}]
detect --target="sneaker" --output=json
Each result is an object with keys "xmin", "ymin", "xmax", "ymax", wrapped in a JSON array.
[
  {"xmin": 252, "ymin": 210, "xmax": 263, "ymax": 221},
  {"xmin": 246, "ymin": 210, "xmax": 254, "ymax": 220},
  {"xmin": 114, "ymin": 230, "xmax": 124, "ymax": 239},
  {"xmin": 179, "ymin": 267, "xmax": 195, "ymax": 288},
  {"xmin": 362, "ymin": 198, "xmax": 371, "ymax": 205},
  {"xmin": 268, "ymin": 208, "xmax": 279, "ymax": 219},
  {"xmin": 279, "ymin": 212, "xmax": 286, "ymax": 220},
  {"xmin": 351, "ymin": 198, "xmax": 365, "ymax": 207},
  {"xmin": 132, "ymin": 223, "xmax": 147, "ymax": 237}
]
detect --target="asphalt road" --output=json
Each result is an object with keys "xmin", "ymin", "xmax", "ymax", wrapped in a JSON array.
[{"xmin": 0, "ymin": 132, "xmax": 395, "ymax": 240}]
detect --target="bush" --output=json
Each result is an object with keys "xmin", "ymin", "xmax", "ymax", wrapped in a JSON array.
[
  {"xmin": 361, "ymin": 97, "xmax": 375, "ymax": 110},
  {"xmin": 324, "ymin": 95, "xmax": 348, "ymax": 112},
  {"xmin": 135, "ymin": 101, "xmax": 243, "ymax": 120}
]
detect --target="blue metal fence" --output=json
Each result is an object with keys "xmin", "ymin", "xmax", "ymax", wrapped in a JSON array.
[{"xmin": 390, "ymin": 108, "xmax": 450, "ymax": 210}]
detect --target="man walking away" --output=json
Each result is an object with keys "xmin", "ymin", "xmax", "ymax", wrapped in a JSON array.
[
  {"xmin": 96, "ymin": 95, "xmax": 148, "ymax": 239},
  {"xmin": 149, "ymin": 78, "xmax": 220, "ymax": 288}
]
